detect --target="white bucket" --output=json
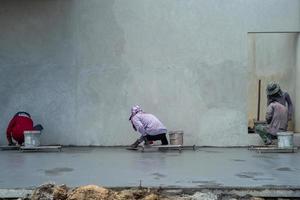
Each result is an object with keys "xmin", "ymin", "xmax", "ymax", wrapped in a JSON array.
[
  {"xmin": 169, "ymin": 130, "xmax": 184, "ymax": 145},
  {"xmin": 277, "ymin": 131, "xmax": 294, "ymax": 148},
  {"xmin": 24, "ymin": 130, "xmax": 41, "ymax": 147}
]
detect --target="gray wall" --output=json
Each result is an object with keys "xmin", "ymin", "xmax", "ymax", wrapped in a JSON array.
[
  {"xmin": 296, "ymin": 34, "xmax": 300, "ymax": 132},
  {"xmin": 0, "ymin": 0, "xmax": 299, "ymax": 146}
]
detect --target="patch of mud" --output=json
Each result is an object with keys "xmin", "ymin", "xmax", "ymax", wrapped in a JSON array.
[
  {"xmin": 236, "ymin": 172, "xmax": 264, "ymax": 179},
  {"xmin": 152, "ymin": 173, "xmax": 167, "ymax": 180},
  {"xmin": 236, "ymin": 174, "xmax": 253, "ymax": 179},
  {"xmin": 252, "ymin": 178, "xmax": 274, "ymax": 181},
  {"xmin": 232, "ymin": 159, "xmax": 246, "ymax": 162},
  {"xmin": 241, "ymin": 172, "xmax": 264, "ymax": 176},
  {"xmin": 276, "ymin": 167, "xmax": 292, "ymax": 171},
  {"xmin": 44, "ymin": 167, "xmax": 74, "ymax": 176}
]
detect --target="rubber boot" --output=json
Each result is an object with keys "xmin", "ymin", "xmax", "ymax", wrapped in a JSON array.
[{"xmin": 131, "ymin": 139, "xmax": 141, "ymax": 148}]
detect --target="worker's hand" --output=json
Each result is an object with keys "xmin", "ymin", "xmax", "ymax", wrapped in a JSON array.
[{"xmin": 8, "ymin": 142, "xmax": 16, "ymax": 146}]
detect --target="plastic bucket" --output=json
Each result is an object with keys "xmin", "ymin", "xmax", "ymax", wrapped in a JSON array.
[
  {"xmin": 24, "ymin": 130, "xmax": 41, "ymax": 147},
  {"xmin": 169, "ymin": 130, "xmax": 184, "ymax": 145},
  {"xmin": 277, "ymin": 131, "xmax": 293, "ymax": 148}
]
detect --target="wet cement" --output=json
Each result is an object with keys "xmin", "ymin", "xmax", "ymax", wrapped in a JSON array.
[{"xmin": 0, "ymin": 147, "xmax": 300, "ymax": 189}]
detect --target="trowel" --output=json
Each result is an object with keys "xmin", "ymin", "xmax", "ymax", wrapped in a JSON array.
[{"xmin": 126, "ymin": 147, "xmax": 139, "ymax": 151}]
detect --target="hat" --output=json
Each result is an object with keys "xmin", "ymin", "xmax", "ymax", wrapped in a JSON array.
[
  {"xmin": 266, "ymin": 81, "xmax": 280, "ymax": 96},
  {"xmin": 129, "ymin": 105, "xmax": 142, "ymax": 120}
]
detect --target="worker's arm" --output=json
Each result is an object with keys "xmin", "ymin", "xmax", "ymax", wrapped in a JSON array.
[
  {"xmin": 131, "ymin": 116, "xmax": 147, "ymax": 136},
  {"xmin": 265, "ymin": 104, "xmax": 274, "ymax": 124},
  {"xmin": 267, "ymin": 96, "xmax": 272, "ymax": 106},
  {"xmin": 6, "ymin": 117, "xmax": 16, "ymax": 145},
  {"xmin": 130, "ymin": 120, "xmax": 137, "ymax": 131},
  {"xmin": 284, "ymin": 92, "xmax": 293, "ymax": 121}
]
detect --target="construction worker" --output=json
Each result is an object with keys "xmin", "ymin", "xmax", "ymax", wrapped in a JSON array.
[
  {"xmin": 129, "ymin": 105, "xmax": 168, "ymax": 148},
  {"xmin": 256, "ymin": 83, "xmax": 289, "ymax": 145},
  {"xmin": 6, "ymin": 112, "xmax": 43, "ymax": 146},
  {"xmin": 266, "ymin": 82, "xmax": 293, "ymax": 121}
]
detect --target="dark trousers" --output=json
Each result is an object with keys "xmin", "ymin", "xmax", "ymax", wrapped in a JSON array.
[
  {"xmin": 255, "ymin": 124, "xmax": 277, "ymax": 144},
  {"xmin": 146, "ymin": 133, "xmax": 168, "ymax": 145}
]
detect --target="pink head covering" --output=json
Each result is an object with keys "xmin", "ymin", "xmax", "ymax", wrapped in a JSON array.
[
  {"xmin": 129, "ymin": 105, "xmax": 142, "ymax": 120},
  {"xmin": 129, "ymin": 105, "xmax": 143, "ymax": 131}
]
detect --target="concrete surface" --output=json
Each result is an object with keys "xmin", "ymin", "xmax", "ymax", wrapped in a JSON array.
[
  {"xmin": 0, "ymin": 1, "xmax": 300, "ymax": 146},
  {"xmin": 1, "ymin": 147, "xmax": 300, "ymax": 189}
]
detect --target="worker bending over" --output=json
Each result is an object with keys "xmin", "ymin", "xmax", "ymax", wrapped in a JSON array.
[
  {"xmin": 129, "ymin": 105, "xmax": 168, "ymax": 148},
  {"xmin": 256, "ymin": 82, "xmax": 289, "ymax": 145},
  {"xmin": 267, "ymin": 81, "xmax": 293, "ymax": 121},
  {"xmin": 6, "ymin": 112, "xmax": 43, "ymax": 146}
]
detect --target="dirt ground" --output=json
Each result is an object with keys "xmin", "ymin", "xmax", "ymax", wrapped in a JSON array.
[{"xmin": 6, "ymin": 184, "xmax": 296, "ymax": 200}]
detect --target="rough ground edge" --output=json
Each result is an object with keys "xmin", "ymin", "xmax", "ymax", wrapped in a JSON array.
[{"xmin": 2, "ymin": 186, "xmax": 300, "ymax": 199}]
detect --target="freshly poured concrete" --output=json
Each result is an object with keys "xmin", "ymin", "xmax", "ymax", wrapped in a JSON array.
[{"xmin": 0, "ymin": 147, "xmax": 300, "ymax": 189}]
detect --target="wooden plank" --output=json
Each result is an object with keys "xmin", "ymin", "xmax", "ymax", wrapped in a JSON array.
[
  {"xmin": 249, "ymin": 145, "xmax": 277, "ymax": 148},
  {"xmin": 21, "ymin": 146, "xmax": 62, "ymax": 150},
  {"xmin": 20, "ymin": 146, "xmax": 62, "ymax": 152},
  {"xmin": 152, "ymin": 145, "xmax": 182, "ymax": 148},
  {"xmin": 141, "ymin": 144, "xmax": 183, "ymax": 152},
  {"xmin": 0, "ymin": 146, "xmax": 20, "ymax": 151},
  {"xmin": 249, "ymin": 146, "xmax": 298, "ymax": 153}
]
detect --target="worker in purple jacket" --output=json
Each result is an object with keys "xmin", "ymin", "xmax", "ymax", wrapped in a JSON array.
[{"xmin": 129, "ymin": 105, "xmax": 168, "ymax": 148}]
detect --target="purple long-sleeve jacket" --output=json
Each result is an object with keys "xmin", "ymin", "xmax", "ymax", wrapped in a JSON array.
[
  {"xmin": 266, "ymin": 102, "xmax": 288, "ymax": 135},
  {"xmin": 267, "ymin": 91, "xmax": 293, "ymax": 120},
  {"xmin": 131, "ymin": 112, "xmax": 167, "ymax": 136}
]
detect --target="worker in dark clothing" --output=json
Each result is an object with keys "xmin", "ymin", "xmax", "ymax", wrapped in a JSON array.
[
  {"xmin": 266, "ymin": 82, "xmax": 293, "ymax": 121},
  {"xmin": 255, "ymin": 101, "xmax": 288, "ymax": 145},
  {"xmin": 6, "ymin": 112, "xmax": 43, "ymax": 146},
  {"xmin": 255, "ymin": 82, "xmax": 291, "ymax": 145}
]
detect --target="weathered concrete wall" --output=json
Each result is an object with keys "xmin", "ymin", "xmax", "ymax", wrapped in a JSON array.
[
  {"xmin": 296, "ymin": 34, "xmax": 300, "ymax": 132},
  {"xmin": 0, "ymin": 0, "xmax": 299, "ymax": 146}
]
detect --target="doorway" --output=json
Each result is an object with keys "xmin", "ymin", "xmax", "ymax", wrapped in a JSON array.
[{"xmin": 247, "ymin": 32, "xmax": 299, "ymax": 133}]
